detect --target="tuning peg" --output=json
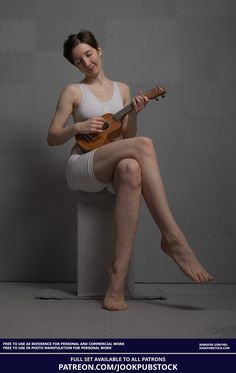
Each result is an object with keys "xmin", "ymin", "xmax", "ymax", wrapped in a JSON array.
[
  {"xmin": 155, "ymin": 98, "xmax": 159, "ymax": 101},
  {"xmin": 162, "ymin": 95, "xmax": 165, "ymax": 98}
]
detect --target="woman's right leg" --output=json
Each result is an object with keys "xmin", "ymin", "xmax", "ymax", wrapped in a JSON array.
[
  {"xmin": 94, "ymin": 137, "xmax": 213, "ymax": 283},
  {"xmin": 103, "ymin": 158, "xmax": 142, "ymax": 311}
]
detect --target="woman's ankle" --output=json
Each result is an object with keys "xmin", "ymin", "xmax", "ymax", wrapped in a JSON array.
[{"xmin": 161, "ymin": 230, "xmax": 186, "ymax": 247}]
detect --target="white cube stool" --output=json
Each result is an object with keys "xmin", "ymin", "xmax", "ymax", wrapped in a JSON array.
[{"xmin": 76, "ymin": 190, "xmax": 135, "ymax": 298}]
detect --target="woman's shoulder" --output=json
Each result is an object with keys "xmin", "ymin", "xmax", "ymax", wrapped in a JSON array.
[
  {"xmin": 116, "ymin": 81, "xmax": 130, "ymax": 92},
  {"xmin": 116, "ymin": 82, "xmax": 131, "ymax": 101},
  {"xmin": 63, "ymin": 83, "xmax": 81, "ymax": 96},
  {"xmin": 60, "ymin": 83, "xmax": 81, "ymax": 107}
]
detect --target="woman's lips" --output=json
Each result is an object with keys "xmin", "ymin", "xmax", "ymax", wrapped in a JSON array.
[{"xmin": 87, "ymin": 65, "xmax": 95, "ymax": 72}]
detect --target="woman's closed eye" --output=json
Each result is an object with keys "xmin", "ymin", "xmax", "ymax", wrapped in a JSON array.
[{"xmin": 75, "ymin": 53, "xmax": 92, "ymax": 66}]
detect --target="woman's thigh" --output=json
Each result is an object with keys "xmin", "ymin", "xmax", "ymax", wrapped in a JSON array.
[{"xmin": 93, "ymin": 137, "xmax": 153, "ymax": 183}]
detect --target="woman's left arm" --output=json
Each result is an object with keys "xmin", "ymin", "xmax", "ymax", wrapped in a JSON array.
[{"xmin": 118, "ymin": 83, "xmax": 149, "ymax": 138}]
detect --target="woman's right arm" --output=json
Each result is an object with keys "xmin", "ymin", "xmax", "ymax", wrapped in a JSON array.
[
  {"xmin": 47, "ymin": 85, "xmax": 80, "ymax": 146},
  {"xmin": 47, "ymin": 85, "xmax": 105, "ymax": 146}
]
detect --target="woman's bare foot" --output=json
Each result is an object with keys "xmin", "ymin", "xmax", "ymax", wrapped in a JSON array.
[
  {"xmin": 103, "ymin": 266, "xmax": 128, "ymax": 311},
  {"xmin": 161, "ymin": 236, "xmax": 213, "ymax": 283}
]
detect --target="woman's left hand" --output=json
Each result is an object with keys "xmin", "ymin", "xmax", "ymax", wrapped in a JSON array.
[{"xmin": 132, "ymin": 90, "xmax": 149, "ymax": 114}]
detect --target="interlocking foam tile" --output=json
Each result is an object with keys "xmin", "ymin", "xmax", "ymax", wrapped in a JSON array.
[
  {"xmin": 0, "ymin": 20, "xmax": 36, "ymax": 51},
  {"xmin": 0, "ymin": 155, "xmax": 33, "ymax": 194},
  {"xmin": 9, "ymin": 194, "xmax": 77, "ymax": 282},
  {"xmin": 179, "ymin": 44, "xmax": 219, "ymax": 83},
  {"xmin": 0, "ymin": 0, "xmax": 75, "ymax": 19},
  {"xmin": 68, "ymin": 0, "xmax": 177, "ymax": 20},
  {"xmin": 30, "ymin": 117, "xmax": 73, "ymax": 167},
  {"xmin": 36, "ymin": 16, "xmax": 108, "ymax": 52},
  {"xmin": 217, "ymin": 48, "xmax": 236, "ymax": 84},
  {"xmin": 0, "ymin": 0, "xmax": 177, "ymax": 20},
  {"xmin": 69, "ymin": 64, "xmax": 84, "ymax": 83},
  {"xmin": 18, "ymin": 155, "xmax": 67, "ymax": 196},
  {"xmin": 184, "ymin": 155, "xmax": 229, "ymax": 195},
  {"xmin": 135, "ymin": 200, "xmax": 161, "ymax": 248},
  {"xmin": 218, "ymin": 82, "xmax": 236, "ymax": 118},
  {"xmin": 27, "ymin": 117, "xmax": 54, "ymax": 161},
  {"xmin": 0, "ymin": 51, "xmax": 34, "ymax": 84},
  {"xmin": 159, "ymin": 153, "xmax": 229, "ymax": 196},
  {"xmin": 140, "ymin": 118, "xmax": 186, "ymax": 157},
  {"xmin": 178, "ymin": 18, "xmax": 236, "ymax": 51},
  {"xmin": 35, "ymin": 18, "xmax": 76, "ymax": 51},
  {"xmin": 168, "ymin": 193, "xmax": 233, "ymax": 235},
  {"xmin": 227, "ymin": 150, "xmax": 236, "ymax": 196},
  {"xmin": 182, "ymin": 118, "xmax": 226, "ymax": 157},
  {"xmin": 158, "ymin": 154, "xmax": 189, "ymax": 194},
  {"xmin": 105, "ymin": 17, "xmax": 181, "ymax": 83},
  {"xmin": 190, "ymin": 236, "xmax": 236, "ymax": 282},
  {"xmin": 31, "ymin": 83, "xmax": 64, "ymax": 117},
  {"xmin": 177, "ymin": 18, "xmax": 225, "ymax": 83},
  {"xmin": 217, "ymin": 49, "xmax": 236, "ymax": 118},
  {"xmin": 183, "ymin": 81, "xmax": 222, "ymax": 117},
  {"xmin": 99, "ymin": 0, "xmax": 177, "ymax": 18},
  {"xmin": 0, "ymin": 85, "xmax": 31, "ymax": 118},
  {"xmin": 0, "ymin": 235, "xmax": 18, "ymax": 281},
  {"xmin": 32, "ymin": 51, "xmax": 71, "ymax": 84},
  {"xmin": 0, "ymin": 192, "xmax": 27, "ymax": 233},
  {"xmin": 231, "ymin": 197, "xmax": 236, "ymax": 233},
  {"xmin": 223, "ymin": 129, "xmax": 236, "ymax": 251},
  {"xmin": 224, "ymin": 118, "xmax": 236, "ymax": 183},
  {"xmin": 177, "ymin": 0, "xmax": 236, "ymax": 18},
  {"xmin": 0, "ymin": 232, "xmax": 75, "ymax": 282},
  {"xmin": 0, "ymin": 118, "xmax": 32, "ymax": 156},
  {"xmin": 135, "ymin": 241, "xmax": 164, "ymax": 283}
]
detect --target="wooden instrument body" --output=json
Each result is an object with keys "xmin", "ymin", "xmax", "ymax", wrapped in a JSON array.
[
  {"xmin": 75, "ymin": 85, "xmax": 166, "ymax": 152},
  {"xmin": 75, "ymin": 113, "xmax": 123, "ymax": 153}
]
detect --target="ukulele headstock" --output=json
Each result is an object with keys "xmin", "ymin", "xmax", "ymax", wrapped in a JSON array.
[{"xmin": 145, "ymin": 86, "xmax": 167, "ymax": 101}]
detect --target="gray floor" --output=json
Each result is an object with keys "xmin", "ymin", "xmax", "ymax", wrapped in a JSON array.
[{"xmin": 0, "ymin": 282, "xmax": 235, "ymax": 339}]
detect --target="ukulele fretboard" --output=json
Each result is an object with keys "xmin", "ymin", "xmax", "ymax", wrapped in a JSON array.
[{"xmin": 112, "ymin": 103, "xmax": 134, "ymax": 121}]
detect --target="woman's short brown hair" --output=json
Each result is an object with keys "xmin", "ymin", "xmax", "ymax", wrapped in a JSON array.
[{"xmin": 63, "ymin": 30, "xmax": 99, "ymax": 65}]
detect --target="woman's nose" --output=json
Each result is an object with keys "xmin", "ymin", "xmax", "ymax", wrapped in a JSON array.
[{"xmin": 83, "ymin": 58, "xmax": 90, "ymax": 67}]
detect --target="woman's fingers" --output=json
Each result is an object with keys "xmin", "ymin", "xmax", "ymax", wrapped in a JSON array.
[
  {"xmin": 91, "ymin": 117, "xmax": 105, "ymax": 132},
  {"xmin": 133, "ymin": 91, "xmax": 149, "ymax": 113}
]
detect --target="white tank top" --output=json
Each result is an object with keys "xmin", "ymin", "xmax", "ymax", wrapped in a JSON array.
[{"xmin": 73, "ymin": 81, "xmax": 124, "ymax": 122}]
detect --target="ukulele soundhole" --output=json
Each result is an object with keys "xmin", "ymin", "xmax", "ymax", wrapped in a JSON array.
[{"xmin": 103, "ymin": 122, "xmax": 109, "ymax": 130}]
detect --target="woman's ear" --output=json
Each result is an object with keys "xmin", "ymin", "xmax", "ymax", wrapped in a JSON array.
[{"xmin": 98, "ymin": 47, "xmax": 102, "ymax": 56}]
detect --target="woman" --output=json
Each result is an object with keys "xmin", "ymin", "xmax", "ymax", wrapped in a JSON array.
[{"xmin": 47, "ymin": 30, "xmax": 213, "ymax": 311}]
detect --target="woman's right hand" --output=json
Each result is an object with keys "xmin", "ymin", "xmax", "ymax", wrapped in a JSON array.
[{"xmin": 74, "ymin": 117, "xmax": 105, "ymax": 135}]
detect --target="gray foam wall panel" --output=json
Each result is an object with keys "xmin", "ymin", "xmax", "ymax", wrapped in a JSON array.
[{"xmin": 0, "ymin": 0, "xmax": 235, "ymax": 283}]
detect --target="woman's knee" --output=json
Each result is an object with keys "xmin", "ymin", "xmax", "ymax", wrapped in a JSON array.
[
  {"xmin": 135, "ymin": 137, "xmax": 155, "ymax": 156},
  {"xmin": 115, "ymin": 159, "xmax": 141, "ymax": 188}
]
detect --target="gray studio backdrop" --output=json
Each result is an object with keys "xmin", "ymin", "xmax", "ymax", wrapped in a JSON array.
[{"xmin": 0, "ymin": 0, "xmax": 236, "ymax": 283}]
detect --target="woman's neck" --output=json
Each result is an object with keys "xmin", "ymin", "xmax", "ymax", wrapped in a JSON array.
[{"xmin": 83, "ymin": 69, "xmax": 108, "ymax": 86}]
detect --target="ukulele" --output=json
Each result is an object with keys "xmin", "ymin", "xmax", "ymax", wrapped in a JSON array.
[{"xmin": 75, "ymin": 86, "xmax": 166, "ymax": 152}]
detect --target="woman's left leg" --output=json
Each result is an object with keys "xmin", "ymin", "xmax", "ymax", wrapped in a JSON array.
[
  {"xmin": 103, "ymin": 159, "xmax": 142, "ymax": 311},
  {"xmin": 94, "ymin": 137, "xmax": 213, "ymax": 284}
]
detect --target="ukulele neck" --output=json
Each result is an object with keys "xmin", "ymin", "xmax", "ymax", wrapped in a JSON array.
[
  {"xmin": 112, "ymin": 102, "xmax": 134, "ymax": 121},
  {"xmin": 111, "ymin": 86, "xmax": 166, "ymax": 121}
]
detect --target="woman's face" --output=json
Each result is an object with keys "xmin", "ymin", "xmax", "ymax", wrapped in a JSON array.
[{"xmin": 72, "ymin": 42, "xmax": 102, "ymax": 77}]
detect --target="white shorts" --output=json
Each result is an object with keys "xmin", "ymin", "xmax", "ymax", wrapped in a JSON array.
[{"xmin": 65, "ymin": 148, "xmax": 114, "ymax": 194}]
